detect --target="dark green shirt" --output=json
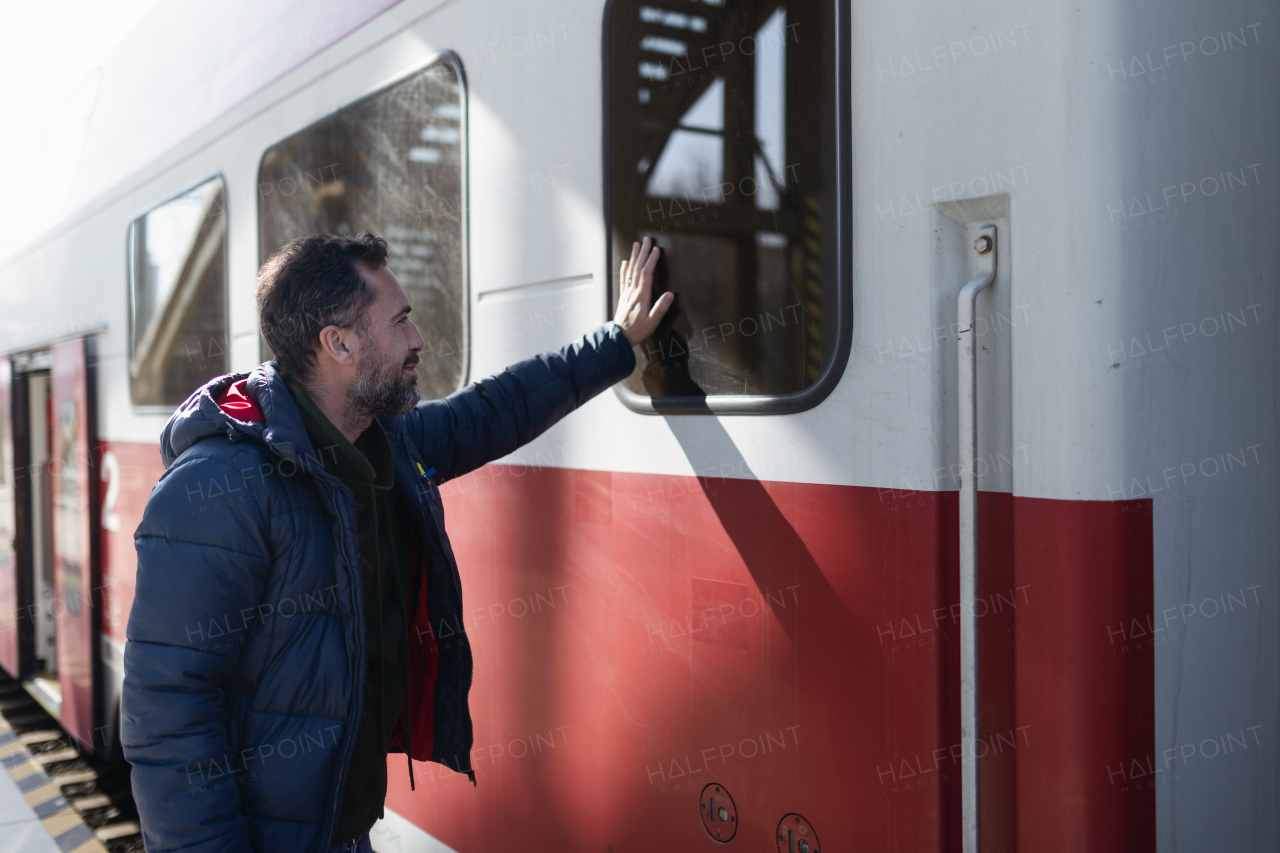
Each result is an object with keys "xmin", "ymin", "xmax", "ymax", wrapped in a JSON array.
[{"xmin": 286, "ymin": 380, "xmax": 411, "ymax": 843}]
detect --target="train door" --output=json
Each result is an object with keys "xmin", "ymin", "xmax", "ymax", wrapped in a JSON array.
[
  {"xmin": 22, "ymin": 359, "xmax": 60, "ymax": 703},
  {"xmin": 0, "ymin": 357, "xmax": 18, "ymax": 676},
  {"xmin": 49, "ymin": 337, "xmax": 99, "ymax": 750},
  {"xmin": 6, "ymin": 339, "xmax": 100, "ymax": 750}
]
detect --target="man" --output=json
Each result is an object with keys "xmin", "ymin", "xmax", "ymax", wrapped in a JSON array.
[{"xmin": 122, "ymin": 233, "xmax": 670, "ymax": 852}]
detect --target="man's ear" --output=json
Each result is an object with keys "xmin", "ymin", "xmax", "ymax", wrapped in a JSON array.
[{"xmin": 317, "ymin": 325, "xmax": 358, "ymax": 367}]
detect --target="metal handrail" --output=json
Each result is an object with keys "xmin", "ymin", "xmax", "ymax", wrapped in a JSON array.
[{"xmin": 957, "ymin": 225, "xmax": 996, "ymax": 853}]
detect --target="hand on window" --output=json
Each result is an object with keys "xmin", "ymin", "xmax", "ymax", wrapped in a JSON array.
[{"xmin": 614, "ymin": 237, "xmax": 674, "ymax": 345}]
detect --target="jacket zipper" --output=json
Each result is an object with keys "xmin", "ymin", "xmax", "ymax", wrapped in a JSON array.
[
  {"xmin": 321, "ymin": 481, "xmax": 364, "ymax": 849},
  {"xmin": 432, "ymin": 496, "xmax": 476, "ymax": 783},
  {"xmin": 408, "ymin": 442, "xmax": 476, "ymax": 784}
]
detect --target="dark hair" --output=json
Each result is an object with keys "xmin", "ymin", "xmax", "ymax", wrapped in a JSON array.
[{"xmin": 256, "ymin": 233, "xmax": 389, "ymax": 380}]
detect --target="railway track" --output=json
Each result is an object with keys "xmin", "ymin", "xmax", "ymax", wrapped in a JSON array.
[{"xmin": 0, "ymin": 674, "xmax": 141, "ymax": 853}]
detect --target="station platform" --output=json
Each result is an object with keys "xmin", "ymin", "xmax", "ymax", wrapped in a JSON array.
[
  {"xmin": 0, "ymin": 721, "xmax": 106, "ymax": 853},
  {"xmin": 0, "ymin": 762, "xmax": 64, "ymax": 853}
]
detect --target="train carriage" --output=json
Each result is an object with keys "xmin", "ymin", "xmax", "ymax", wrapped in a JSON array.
[{"xmin": 0, "ymin": 0, "xmax": 1275, "ymax": 851}]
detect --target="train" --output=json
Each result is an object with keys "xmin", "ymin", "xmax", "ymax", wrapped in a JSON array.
[{"xmin": 0, "ymin": 0, "xmax": 1275, "ymax": 850}]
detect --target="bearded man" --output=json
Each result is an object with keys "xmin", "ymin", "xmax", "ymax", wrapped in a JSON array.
[{"xmin": 121, "ymin": 233, "xmax": 670, "ymax": 853}]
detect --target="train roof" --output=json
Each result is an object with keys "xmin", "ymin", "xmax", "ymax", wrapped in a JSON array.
[{"xmin": 0, "ymin": 0, "xmax": 403, "ymax": 272}]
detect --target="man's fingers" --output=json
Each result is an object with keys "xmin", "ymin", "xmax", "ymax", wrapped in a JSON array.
[
  {"xmin": 627, "ymin": 241, "xmax": 641, "ymax": 278},
  {"xmin": 640, "ymin": 247, "xmax": 660, "ymax": 297},
  {"xmin": 648, "ymin": 291, "xmax": 674, "ymax": 320},
  {"xmin": 617, "ymin": 239, "xmax": 667, "ymax": 339},
  {"xmin": 635, "ymin": 237, "xmax": 656, "ymax": 279},
  {"xmin": 642, "ymin": 245, "xmax": 660, "ymax": 274}
]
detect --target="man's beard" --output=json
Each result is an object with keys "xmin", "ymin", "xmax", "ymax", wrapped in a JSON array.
[{"xmin": 348, "ymin": 345, "xmax": 421, "ymax": 420}]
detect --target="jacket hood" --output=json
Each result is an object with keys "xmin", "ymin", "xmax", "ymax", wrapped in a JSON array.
[{"xmin": 158, "ymin": 362, "xmax": 317, "ymax": 468}]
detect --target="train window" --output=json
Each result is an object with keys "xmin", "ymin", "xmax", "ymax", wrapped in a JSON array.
[
  {"xmin": 127, "ymin": 175, "xmax": 229, "ymax": 407},
  {"xmin": 257, "ymin": 54, "xmax": 468, "ymax": 399},
  {"xmin": 608, "ymin": 0, "xmax": 848, "ymax": 412}
]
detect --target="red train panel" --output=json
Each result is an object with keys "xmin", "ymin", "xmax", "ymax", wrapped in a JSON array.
[
  {"xmin": 95, "ymin": 447, "xmax": 1153, "ymax": 849},
  {"xmin": 359, "ymin": 466, "xmax": 1157, "ymax": 852},
  {"xmin": 98, "ymin": 441, "xmax": 165, "ymax": 647},
  {"xmin": 50, "ymin": 338, "xmax": 98, "ymax": 749}
]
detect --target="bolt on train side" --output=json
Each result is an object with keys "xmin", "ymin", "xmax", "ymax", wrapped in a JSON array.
[{"xmin": 0, "ymin": 0, "xmax": 1274, "ymax": 851}]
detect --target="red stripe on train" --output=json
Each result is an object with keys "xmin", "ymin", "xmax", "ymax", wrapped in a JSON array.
[
  {"xmin": 384, "ymin": 468, "xmax": 1154, "ymax": 853},
  {"xmin": 98, "ymin": 447, "xmax": 1152, "ymax": 850}
]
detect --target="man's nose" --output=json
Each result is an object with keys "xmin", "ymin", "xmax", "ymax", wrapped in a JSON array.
[{"xmin": 407, "ymin": 319, "xmax": 424, "ymax": 352}]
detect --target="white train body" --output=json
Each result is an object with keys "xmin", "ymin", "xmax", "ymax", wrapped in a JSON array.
[{"xmin": 0, "ymin": 1, "xmax": 1274, "ymax": 851}]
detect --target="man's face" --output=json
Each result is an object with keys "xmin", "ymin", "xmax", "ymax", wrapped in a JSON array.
[{"xmin": 348, "ymin": 263, "xmax": 425, "ymax": 418}]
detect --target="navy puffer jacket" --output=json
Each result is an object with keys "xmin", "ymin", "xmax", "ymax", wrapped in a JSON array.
[{"xmin": 122, "ymin": 323, "xmax": 635, "ymax": 852}]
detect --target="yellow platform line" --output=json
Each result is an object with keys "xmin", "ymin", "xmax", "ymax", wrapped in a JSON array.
[{"xmin": 0, "ymin": 714, "xmax": 108, "ymax": 852}]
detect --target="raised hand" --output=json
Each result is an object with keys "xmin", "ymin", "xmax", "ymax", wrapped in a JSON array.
[{"xmin": 613, "ymin": 236, "xmax": 674, "ymax": 345}]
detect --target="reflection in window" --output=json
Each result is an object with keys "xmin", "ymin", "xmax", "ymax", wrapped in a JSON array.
[
  {"xmin": 127, "ymin": 176, "xmax": 229, "ymax": 406},
  {"xmin": 258, "ymin": 57, "xmax": 467, "ymax": 400},
  {"xmin": 610, "ymin": 1, "xmax": 841, "ymax": 401}
]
